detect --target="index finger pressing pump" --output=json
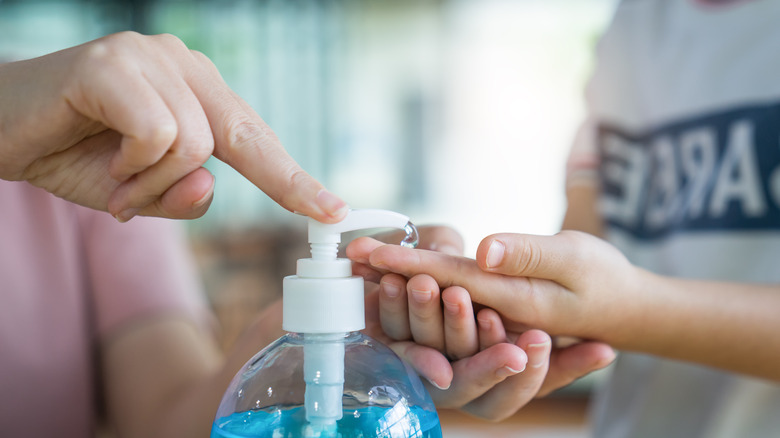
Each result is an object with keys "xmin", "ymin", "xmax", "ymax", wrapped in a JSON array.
[{"xmin": 210, "ymin": 209, "xmax": 443, "ymax": 437}]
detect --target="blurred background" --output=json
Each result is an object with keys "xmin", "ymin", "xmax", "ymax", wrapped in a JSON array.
[{"xmin": 1, "ymin": 0, "xmax": 617, "ymax": 436}]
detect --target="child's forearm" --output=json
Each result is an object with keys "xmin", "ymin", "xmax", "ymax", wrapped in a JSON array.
[{"xmin": 610, "ymin": 269, "xmax": 780, "ymax": 381}]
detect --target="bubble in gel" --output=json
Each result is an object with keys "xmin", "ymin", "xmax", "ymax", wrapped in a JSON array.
[{"xmin": 401, "ymin": 221, "xmax": 419, "ymax": 249}]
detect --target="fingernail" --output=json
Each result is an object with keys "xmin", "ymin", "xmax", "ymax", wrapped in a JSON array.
[
  {"xmin": 528, "ymin": 341, "xmax": 552, "ymax": 368},
  {"xmin": 496, "ymin": 365, "xmax": 525, "ymax": 378},
  {"xmin": 193, "ymin": 179, "xmax": 215, "ymax": 207},
  {"xmin": 115, "ymin": 207, "xmax": 140, "ymax": 223},
  {"xmin": 477, "ymin": 316, "xmax": 492, "ymax": 331},
  {"xmin": 426, "ymin": 378, "xmax": 450, "ymax": 391},
  {"xmin": 381, "ymin": 281, "xmax": 401, "ymax": 299},
  {"xmin": 442, "ymin": 299, "xmax": 460, "ymax": 316},
  {"xmin": 596, "ymin": 349, "xmax": 617, "ymax": 368},
  {"xmin": 410, "ymin": 289, "xmax": 432, "ymax": 304},
  {"xmin": 485, "ymin": 240, "xmax": 505, "ymax": 269},
  {"xmin": 316, "ymin": 189, "xmax": 349, "ymax": 219}
]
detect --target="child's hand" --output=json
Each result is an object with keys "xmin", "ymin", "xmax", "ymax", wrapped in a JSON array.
[{"xmin": 350, "ymin": 230, "xmax": 637, "ymax": 343}]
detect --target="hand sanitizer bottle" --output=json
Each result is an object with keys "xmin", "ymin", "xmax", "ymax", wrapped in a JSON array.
[{"xmin": 210, "ymin": 209, "xmax": 443, "ymax": 438}]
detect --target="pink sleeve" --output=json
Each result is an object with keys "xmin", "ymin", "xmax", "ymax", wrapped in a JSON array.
[{"xmin": 76, "ymin": 208, "xmax": 212, "ymax": 339}]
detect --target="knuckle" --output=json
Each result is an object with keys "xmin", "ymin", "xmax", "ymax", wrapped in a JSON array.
[
  {"xmin": 189, "ymin": 49, "xmax": 208, "ymax": 62},
  {"xmin": 121, "ymin": 124, "xmax": 178, "ymax": 170},
  {"xmin": 385, "ymin": 325, "xmax": 410, "ymax": 341},
  {"xmin": 448, "ymin": 257, "xmax": 471, "ymax": 288},
  {"xmin": 80, "ymin": 41, "xmax": 110, "ymax": 64},
  {"xmin": 225, "ymin": 118, "xmax": 268, "ymax": 154},
  {"xmin": 409, "ymin": 305, "xmax": 439, "ymax": 324},
  {"xmin": 101, "ymin": 30, "xmax": 142, "ymax": 47},
  {"xmin": 140, "ymin": 122, "xmax": 179, "ymax": 153},
  {"xmin": 78, "ymin": 39, "xmax": 118, "ymax": 69},
  {"xmin": 173, "ymin": 135, "xmax": 214, "ymax": 166},
  {"xmin": 87, "ymin": 31, "xmax": 142, "ymax": 60},
  {"xmin": 286, "ymin": 167, "xmax": 310, "ymax": 188},
  {"xmin": 74, "ymin": 32, "xmax": 143, "ymax": 81},
  {"xmin": 276, "ymin": 167, "xmax": 310, "ymax": 206},
  {"xmin": 114, "ymin": 30, "xmax": 143, "ymax": 41},
  {"xmin": 512, "ymin": 236, "xmax": 543, "ymax": 275},
  {"xmin": 522, "ymin": 278, "xmax": 545, "ymax": 321},
  {"xmin": 190, "ymin": 49, "xmax": 218, "ymax": 70},
  {"xmin": 153, "ymin": 32, "xmax": 188, "ymax": 51}
]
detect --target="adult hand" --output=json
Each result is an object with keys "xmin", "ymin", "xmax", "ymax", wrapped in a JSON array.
[
  {"xmin": 0, "ymin": 31, "xmax": 347, "ymax": 223},
  {"xmin": 361, "ymin": 278, "xmax": 613, "ymax": 422}
]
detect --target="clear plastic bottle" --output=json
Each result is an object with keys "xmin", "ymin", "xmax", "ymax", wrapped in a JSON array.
[
  {"xmin": 210, "ymin": 332, "xmax": 441, "ymax": 437},
  {"xmin": 210, "ymin": 209, "xmax": 442, "ymax": 438}
]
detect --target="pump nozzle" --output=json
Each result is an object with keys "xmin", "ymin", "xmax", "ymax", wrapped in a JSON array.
[{"xmin": 308, "ymin": 209, "xmax": 411, "ymax": 245}]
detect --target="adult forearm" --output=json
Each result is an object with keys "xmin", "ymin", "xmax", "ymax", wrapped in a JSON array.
[
  {"xmin": 158, "ymin": 301, "xmax": 287, "ymax": 437},
  {"xmin": 155, "ymin": 375, "xmax": 225, "ymax": 438}
]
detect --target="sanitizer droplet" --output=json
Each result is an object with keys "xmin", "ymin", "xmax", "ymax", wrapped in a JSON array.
[{"xmin": 401, "ymin": 221, "xmax": 419, "ymax": 249}]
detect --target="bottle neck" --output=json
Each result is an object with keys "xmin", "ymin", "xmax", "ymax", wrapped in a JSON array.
[
  {"xmin": 300, "ymin": 332, "xmax": 360, "ymax": 342},
  {"xmin": 310, "ymin": 242, "xmax": 338, "ymax": 260}
]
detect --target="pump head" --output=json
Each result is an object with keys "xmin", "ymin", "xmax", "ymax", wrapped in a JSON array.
[{"xmin": 283, "ymin": 209, "xmax": 416, "ymax": 334}]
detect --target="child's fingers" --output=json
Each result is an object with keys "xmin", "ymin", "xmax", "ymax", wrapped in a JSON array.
[
  {"xmin": 362, "ymin": 244, "xmax": 544, "ymax": 323},
  {"xmin": 378, "ymin": 273, "xmax": 412, "ymax": 341},
  {"xmin": 407, "ymin": 274, "xmax": 445, "ymax": 352},
  {"xmin": 346, "ymin": 236, "xmax": 389, "ymax": 266},
  {"xmin": 352, "ymin": 262, "xmax": 384, "ymax": 284},
  {"xmin": 369, "ymin": 225, "xmax": 463, "ymax": 255},
  {"xmin": 476, "ymin": 307, "xmax": 508, "ymax": 350},
  {"xmin": 347, "ymin": 237, "xmax": 392, "ymax": 282},
  {"xmin": 441, "ymin": 286, "xmax": 479, "ymax": 360}
]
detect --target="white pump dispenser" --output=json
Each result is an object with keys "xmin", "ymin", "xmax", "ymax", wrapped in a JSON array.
[
  {"xmin": 209, "ymin": 209, "xmax": 441, "ymax": 438},
  {"xmin": 282, "ymin": 209, "xmax": 416, "ymax": 428}
]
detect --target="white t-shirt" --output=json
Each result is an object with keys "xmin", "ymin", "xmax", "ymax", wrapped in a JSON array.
[{"xmin": 568, "ymin": 0, "xmax": 780, "ymax": 436}]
